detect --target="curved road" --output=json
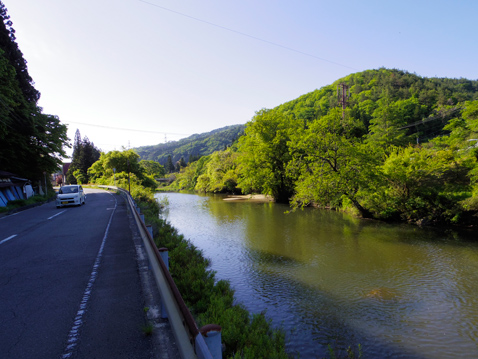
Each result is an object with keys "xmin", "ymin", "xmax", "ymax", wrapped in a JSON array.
[{"xmin": 0, "ymin": 189, "xmax": 176, "ymax": 359}]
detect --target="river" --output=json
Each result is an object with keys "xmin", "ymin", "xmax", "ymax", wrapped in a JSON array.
[{"xmin": 156, "ymin": 192, "xmax": 478, "ymax": 359}]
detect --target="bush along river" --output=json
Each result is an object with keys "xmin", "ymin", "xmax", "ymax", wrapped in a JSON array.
[{"xmin": 156, "ymin": 192, "xmax": 478, "ymax": 359}]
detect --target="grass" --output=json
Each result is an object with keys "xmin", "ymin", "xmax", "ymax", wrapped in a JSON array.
[
  {"xmin": 0, "ymin": 194, "xmax": 54, "ymax": 213},
  {"xmin": 142, "ymin": 322, "xmax": 154, "ymax": 336}
]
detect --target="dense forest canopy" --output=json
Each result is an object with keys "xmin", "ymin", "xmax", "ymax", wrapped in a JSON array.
[
  {"xmin": 0, "ymin": 1, "xmax": 68, "ymax": 181},
  {"xmin": 168, "ymin": 69, "xmax": 478, "ymax": 225},
  {"xmin": 134, "ymin": 124, "xmax": 245, "ymax": 165}
]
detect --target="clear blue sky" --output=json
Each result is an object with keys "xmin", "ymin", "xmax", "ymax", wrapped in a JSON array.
[{"xmin": 6, "ymin": 0, "xmax": 478, "ymax": 156}]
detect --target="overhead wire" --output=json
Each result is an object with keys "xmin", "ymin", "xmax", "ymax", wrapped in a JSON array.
[
  {"xmin": 138, "ymin": 0, "xmax": 359, "ymax": 71},
  {"xmin": 65, "ymin": 121, "xmax": 191, "ymax": 137}
]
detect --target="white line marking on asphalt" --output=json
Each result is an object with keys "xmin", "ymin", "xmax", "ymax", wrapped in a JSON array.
[
  {"xmin": 0, "ymin": 234, "xmax": 17, "ymax": 245},
  {"xmin": 61, "ymin": 194, "xmax": 117, "ymax": 359},
  {"xmin": 0, "ymin": 212, "xmax": 20, "ymax": 220},
  {"xmin": 48, "ymin": 210, "xmax": 66, "ymax": 220}
]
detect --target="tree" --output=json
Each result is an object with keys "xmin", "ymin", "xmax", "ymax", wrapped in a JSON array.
[
  {"xmin": 0, "ymin": 4, "xmax": 68, "ymax": 182},
  {"xmin": 0, "ymin": 1, "xmax": 39, "ymax": 103},
  {"xmin": 66, "ymin": 129, "xmax": 101, "ymax": 184},
  {"xmin": 88, "ymin": 149, "xmax": 157, "ymax": 190},
  {"xmin": 237, "ymin": 109, "xmax": 299, "ymax": 203},
  {"xmin": 378, "ymin": 146, "xmax": 470, "ymax": 222},
  {"xmin": 140, "ymin": 159, "xmax": 166, "ymax": 178},
  {"xmin": 165, "ymin": 155, "xmax": 175, "ymax": 173},
  {"xmin": 289, "ymin": 108, "xmax": 377, "ymax": 217},
  {"xmin": 195, "ymin": 149, "xmax": 239, "ymax": 193}
]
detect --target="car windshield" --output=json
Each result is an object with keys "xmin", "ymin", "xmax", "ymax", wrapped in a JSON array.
[{"xmin": 59, "ymin": 186, "xmax": 78, "ymax": 194}]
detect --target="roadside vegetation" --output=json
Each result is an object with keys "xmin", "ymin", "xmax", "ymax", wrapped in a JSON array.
[{"xmin": 0, "ymin": 193, "xmax": 55, "ymax": 214}]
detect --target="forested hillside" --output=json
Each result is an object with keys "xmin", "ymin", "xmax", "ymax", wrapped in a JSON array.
[
  {"xmin": 0, "ymin": 2, "xmax": 68, "ymax": 181},
  {"xmin": 134, "ymin": 124, "xmax": 244, "ymax": 165},
  {"xmin": 169, "ymin": 68, "xmax": 478, "ymax": 225}
]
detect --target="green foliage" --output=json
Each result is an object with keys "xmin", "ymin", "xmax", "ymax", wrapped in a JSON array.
[
  {"xmin": 366, "ymin": 97, "xmax": 428, "ymax": 147},
  {"xmin": 88, "ymin": 149, "xmax": 158, "ymax": 190},
  {"xmin": 237, "ymin": 109, "xmax": 299, "ymax": 203},
  {"xmin": 162, "ymin": 69, "xmax": 478, "ymax": 225},
  {"xmin": 0, "ymin": 193, "xmax": 53, "ymax": 213},
  {"xmin": 73, "ymin": 169, "xmax": 88, "ymax": 184},
  {"xmin": 195, "ymin": 149, "xmax": 240, "ymax": 193},
  {"xmin": 135, "ymin": 125, "xmax": 245, "ymax": 166},
  {"xmin": 66, "ymin": 129, "xmax": 101, "ymax": 184},
  {"xmin": 0, "ymin": 7, "xmax": 68, "ymax": 181},
  {"xmin": 289, "ymin": 108, "xmax": 377, "ymax": 217},
  {"xmin": 139, "ymin": 159, "xmax": 166, "ymax": 178},
  {"xmin": 376, "ymin": 146, "xmax": 470, "ymax": 222}
]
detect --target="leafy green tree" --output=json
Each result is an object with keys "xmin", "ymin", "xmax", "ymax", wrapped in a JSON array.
[
  {"xmin": 289, "ymin": 108, "xmax": 377, "ymax": 217},
  {"xmin": 378, "ymin": 146, "xmax": 470, "ymax": 222},
  {"xmin": 88, "ymin": 149, "xmax": 157, "ymax": 190},
  {"xmin": 140, "ymin": 159, "xmax": 166, "ymax": 178},
  {"xmin": 73, "ymin": 169, "xmax": 88, "ymax": 184},
  {"xmin": 237, "ymin": 109, "xmax": 299, "ymax": 203},
  {"xmin": 195, "ymin": 149, "xmax": 239, "ymax": 193}
]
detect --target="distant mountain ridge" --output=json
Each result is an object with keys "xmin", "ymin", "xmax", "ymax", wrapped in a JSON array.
[{"xmin": 134, "ymin": 124, "xmax": 245, "ymax": 165}]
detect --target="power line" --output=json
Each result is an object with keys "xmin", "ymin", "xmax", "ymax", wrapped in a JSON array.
[
  {"xmin": 138, "ymin": 0, "xmax": 359, "ymax": 71},
  {"xmin": 398, "ymin": 108, "xmax": 459, "ymax": 130},
  {"xmin": 65, "ymin": 121, "xmax": 191, "ymax": 136}
]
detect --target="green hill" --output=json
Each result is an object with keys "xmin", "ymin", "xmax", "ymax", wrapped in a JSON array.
[
  {"xmin": 134, "ymin": 124, "xmax": 245, "ymax": 165},
  {"xmin": 168, "ymin": 68, "xmax": 478, "ymax": 225}
]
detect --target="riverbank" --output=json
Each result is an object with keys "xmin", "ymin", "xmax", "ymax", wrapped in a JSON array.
[{"xmin": 223, "ymin": 194, "xmax": 274, "ymax": 202}]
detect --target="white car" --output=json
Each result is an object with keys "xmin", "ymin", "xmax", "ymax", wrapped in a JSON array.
[{"xmin": 56, "ymin": 185, "xmax": 86, "ymax": 208}]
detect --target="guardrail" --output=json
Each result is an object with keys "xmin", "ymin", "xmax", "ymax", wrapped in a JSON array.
[{"xmin": 98, "ymin": 186, "xmax": 221, "ymax": 359}]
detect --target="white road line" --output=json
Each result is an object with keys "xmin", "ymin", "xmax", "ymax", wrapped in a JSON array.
[
  {"xmin": 0, "ymin": 234, "xmax": 17, "ymax": 245},
  {"xmin": 61, "ymin": 195, "xmax": 117, "ymax": 359},
  {"xmin": 48, "ymin": 210, "xmax": 66, "ymax": 220},
  {"xmin": 0, "ymin": 212, "xmax": 20, "ymax": 220}
]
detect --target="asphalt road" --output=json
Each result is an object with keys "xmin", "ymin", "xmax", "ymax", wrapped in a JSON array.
[{"xmin": 0, "ymin": 189, "xmax": 178, "ymax": 359}]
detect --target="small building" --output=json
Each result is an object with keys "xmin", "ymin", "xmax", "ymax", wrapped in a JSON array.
[{"xmin": 0, "ymin": 170, "xmax": 34, "ymax": 207}]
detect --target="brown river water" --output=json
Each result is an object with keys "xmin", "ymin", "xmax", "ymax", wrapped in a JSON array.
[{"xmin": 156, "ymin": 192, "xmax": 478, "ymax": 359}]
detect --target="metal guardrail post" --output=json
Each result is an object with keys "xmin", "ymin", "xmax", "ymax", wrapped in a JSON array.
[
  {"xmin": 146, "ymin": 225, "xmax": 153, "ymax": 238},
  {"xmin": 200, "ymin": 325, "xmax": 223, "ymax": 359}
]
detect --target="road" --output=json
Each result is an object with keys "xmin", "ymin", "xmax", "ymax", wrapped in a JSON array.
[{"xmin": 0, "ymin": 189, "xmax": 178, "ymax": 359}]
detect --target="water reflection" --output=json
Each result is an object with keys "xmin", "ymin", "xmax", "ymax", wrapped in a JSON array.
[{"xmin": 157, "ymin": 193, "xmax": 478, "ymax": 358}]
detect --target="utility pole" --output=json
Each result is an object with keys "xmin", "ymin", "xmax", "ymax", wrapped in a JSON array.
[{"xmin": 337, "ymin": 83, "xmax": 350, "ymax": 119}]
